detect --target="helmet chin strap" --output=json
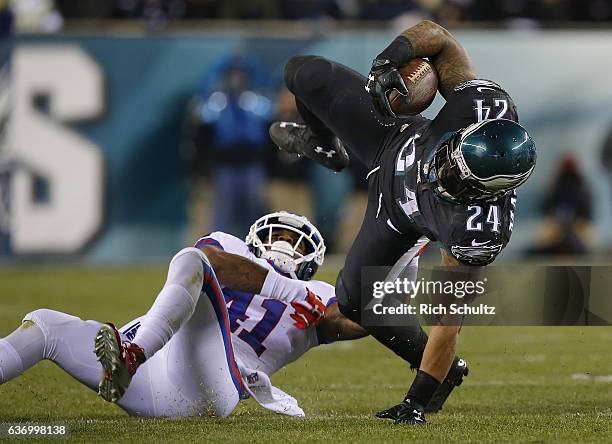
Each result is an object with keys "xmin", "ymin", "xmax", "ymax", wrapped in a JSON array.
[{"xmin": 261, "ymin": 240, "xmax": 298, "ymax": 276}]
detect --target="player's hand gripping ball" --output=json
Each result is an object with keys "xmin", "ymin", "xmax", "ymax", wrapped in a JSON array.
[
  {"xmin": 367, "ymin": 58, "xmax": 438, "ymax": 118},
  {"xmin": 290, "ymin": 289, "xmax": 326, "ymax": 329}
]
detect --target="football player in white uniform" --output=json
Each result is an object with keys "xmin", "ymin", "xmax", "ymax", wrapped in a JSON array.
[{"xmin": 0, "ymin": 212, "xmax": 367, "ymax": 418}]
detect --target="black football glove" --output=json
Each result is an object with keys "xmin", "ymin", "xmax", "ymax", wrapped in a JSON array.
[
  {"xmin": 365, "ymin": 36, "xmax": 415, "ymax": 118},
  {"xmin": 366, "ymin": 60, "xmax": 409, "ymax": 118}
]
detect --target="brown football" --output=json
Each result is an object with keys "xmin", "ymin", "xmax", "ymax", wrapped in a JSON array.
[{"xmin": 388, "ymin": 58, "xmax": 438, "ymax": 116}]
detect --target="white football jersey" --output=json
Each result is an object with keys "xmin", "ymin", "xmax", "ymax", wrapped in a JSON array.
[{"xmin": 194, "ymin": 232, "xmax": 337, "ymax": 376}]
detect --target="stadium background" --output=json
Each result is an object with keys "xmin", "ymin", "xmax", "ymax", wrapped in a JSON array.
[
  {"xmin": 2, "ymin": 0, "xmax": 612, "ymax": 262},
  {"xmin": 1, "ymin": 1, "xmax": 612, "ymax": 442}
]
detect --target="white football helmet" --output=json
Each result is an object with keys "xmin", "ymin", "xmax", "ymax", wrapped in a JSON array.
[{"xmin": 245, "ymin": 211, "xmax": 325, "ymax": 280}]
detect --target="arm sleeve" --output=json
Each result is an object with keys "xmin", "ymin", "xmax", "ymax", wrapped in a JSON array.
[{"xmin": 303, "ymin": 280, "xmax": 337, "ymax": 307}]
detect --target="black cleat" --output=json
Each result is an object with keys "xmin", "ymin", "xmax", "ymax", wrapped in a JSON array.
[
  {"xmin": 376, "ymin": 399, "xmax": 426, "ymax": 425},
  {"xmin": 425, "ymin": 357, "xmax": 469, "ymax": 413},
  {"xmin": 269, "ymin": 121, "xmax": 349, "ymax": 172}
]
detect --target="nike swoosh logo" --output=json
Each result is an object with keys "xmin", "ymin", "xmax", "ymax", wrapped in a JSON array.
[
  {"xmin": 476, "ymin": 87, "xmax": 496, "ymax": 93},
  {"xmin": 471, "ymin": 239, "xmax": 491, "ymax": 247}
]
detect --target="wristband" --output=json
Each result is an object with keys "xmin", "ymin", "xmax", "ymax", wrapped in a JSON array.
[
  {"xmin": 376, "ymin": 35, "xmax": 416, "ymax": 67},
  {"xmin": 260, "ymin": 269, "xmax": 307, "ymax": 303}
]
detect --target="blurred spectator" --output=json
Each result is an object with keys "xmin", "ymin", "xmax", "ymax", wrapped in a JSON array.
[
  {"xmin": 528, "ymin": 155, "xmax": 594, "ymax": 256},
  {"xmin": 279, "ymin": 0, "xmax": 340, "ymax": 20},
  {"xmin": 267, "ymin": 87, "xmax": 353, "ymax": 253},
  {"xmin": 184, "ymin": 55, "xmax": 272, "ymax": 236},
  {"xmin": 601, "ymin": 124, "xmax": 612, "ymax": 250},
  {"xmin": 215, "ymin": 0, "xmax": 280, "ymax": 19},
  {"xmin": 268, "ymin": 87, "xmax": 309, "ymax": 181},
  {"xmin": 47, "ymin": 0, "xmax": 612, "ymax": 23},
  {"xmin": 10, "ymin": 0, "xmax": 63, "ymax": 33},
  {"xmin": 266, "ymin": 87, "xmax": 313, "ymax": 241},
  {"xmin": 601, "ymin": 124, "xmax": 612, "ymax": 178},
  {"xmin": 358, "ymin": 0, "xmax": 420, "ymax": 20},
  {"xmin": 0, "ymin": 0, "xmax": 11, "ymax": 256},
  {"xmin": 54, "ymin": 0, "xmax": 113, "ymax": 19}
]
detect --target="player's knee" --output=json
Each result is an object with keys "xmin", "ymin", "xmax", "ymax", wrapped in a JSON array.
[
  {"xmin": 167, "ymin": 247, "xmax": 213, "ymax": 306},
  {"xmin": 22, "ymin": 309, "xmax": 66, "ymax": 337},
  {"xmin": 284, "ymin": 55, "xmax": 332, "ymax": 94},
  {"xmin": 284, "ymin": 55, "xmax": 310, "ymax": 90},
  {"xmin": 209, "ymin": 395, "xmax": 239, "ymax": 418},
  {"xmin": 170, "ymin": 247, "xmax": 210, "ymax": 268},
  {"xmin": 211, "ymin": 403, "xmax": 235, "ymax": 419}
]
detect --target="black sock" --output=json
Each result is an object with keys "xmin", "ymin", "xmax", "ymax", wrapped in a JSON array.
[{"xmin": 405, "ymin": 370, "xmax": 441, "ymax": 410}]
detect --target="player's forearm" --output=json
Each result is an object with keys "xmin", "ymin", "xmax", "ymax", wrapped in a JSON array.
[
  {"xmin": 331, "ymin": 317, "xmax": 369, "ymax": 341},
  {"xmin": 436, "ymin": 249, "xmax": 483, "ymax": 331},
  {"xmin": 439, "ymin": 249, "xmax": 484, "ymax": 281},
  {"xmin": 317, "ymin": 303, "xmax": 369, "ymax": 343},
  {"xmin": 400, "ymin": 21, "xmax": 456, "ymax": 60},
  {"xmin": 440, "ymin": 248, "xmax": 463, "ymax": 267},
  {"xmin": 399, "ymin": 20, "xmax": 477, "ymax": 98},
  {"xmin": 200, "ymin": 246, "xmax": 307, "ymax": 302},
  {"xmin": 440, "ymin": 249, "xmax": 485, "ymax": 274},
  {"xmin": 201, "ymin": 246, "xmax": 267, "ymax": 294}
]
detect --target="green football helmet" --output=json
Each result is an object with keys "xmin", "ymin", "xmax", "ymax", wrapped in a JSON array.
[{"xmin": 427, "ymin": 119, "xmax": 536, "ymax": 203}]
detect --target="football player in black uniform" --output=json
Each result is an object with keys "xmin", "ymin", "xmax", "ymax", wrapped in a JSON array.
[{"xmin": 269, "ymin": 20, "xmax": 536, "ymax": 424}]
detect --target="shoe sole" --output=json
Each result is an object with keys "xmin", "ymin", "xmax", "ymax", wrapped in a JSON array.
[
  {"xmin": 94, "ymin": 324, "xmax": 130, "ymax": 403},
  {"xmin": 269, "ymin": 122, "xmax": 304, "ymax": 155},
  {"xmin": 269, "ymin": 122, "xmax": 349, "ymax": 172}
]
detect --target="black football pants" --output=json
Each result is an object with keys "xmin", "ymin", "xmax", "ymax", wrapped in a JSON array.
[{"xmin": 284, "ymin": 55, "xmax": 429, "ymax": 368}]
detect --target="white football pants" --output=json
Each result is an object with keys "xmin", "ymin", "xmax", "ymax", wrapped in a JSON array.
[{"xmin": 0, "ymin": 251, "xmax": 243, "ymax": 417}]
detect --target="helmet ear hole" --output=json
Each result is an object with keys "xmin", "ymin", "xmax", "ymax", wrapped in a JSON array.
[
  {"xmin": 297, "ymin": 262, "xmax": 318, "ymax": 281},
  {"xmin": 248, "ymin": 243, "xmax": 260, "ymax": 257}
]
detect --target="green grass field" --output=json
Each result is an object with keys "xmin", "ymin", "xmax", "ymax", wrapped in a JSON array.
[{"xmin": 1, "ymin": 265, "xmax": 611, "ymax": 443}]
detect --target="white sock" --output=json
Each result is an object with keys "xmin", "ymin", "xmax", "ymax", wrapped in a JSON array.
[
  {"xmin": 0, "ymin": 320, "xmax": 45, "ymax": 384},
  {"xmin": 133, "ymin": 247, "xmax": 205, "ymax": 359}
]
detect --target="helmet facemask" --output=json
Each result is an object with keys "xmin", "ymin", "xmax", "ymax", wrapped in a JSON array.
[
  {"xmin": 430, "ymin": 136, "xmax": 500, "ymax": 203},
  {"xmin": 245, "ymin": 212, "xmax": 326, "ymax": 281}
]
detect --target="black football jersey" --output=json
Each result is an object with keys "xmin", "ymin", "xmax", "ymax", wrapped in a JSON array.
[{"xmin": 385, "ymin": 79, "xmax": 519, "ymax": 265}]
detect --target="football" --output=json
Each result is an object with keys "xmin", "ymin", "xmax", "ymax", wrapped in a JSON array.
[{"xmin": 388, "ymin": 58, "xmax": 438, "ymax": 116}]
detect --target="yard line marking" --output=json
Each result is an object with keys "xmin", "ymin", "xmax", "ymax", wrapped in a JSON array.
[{"xmin": 571, "ymin": 373, "xmax": 612, "ymax": 383}]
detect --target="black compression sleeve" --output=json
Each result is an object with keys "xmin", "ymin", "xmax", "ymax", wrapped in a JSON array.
[{"xmin": 376, "ymin": 36, "xmax": 416, "ymax": 66}]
